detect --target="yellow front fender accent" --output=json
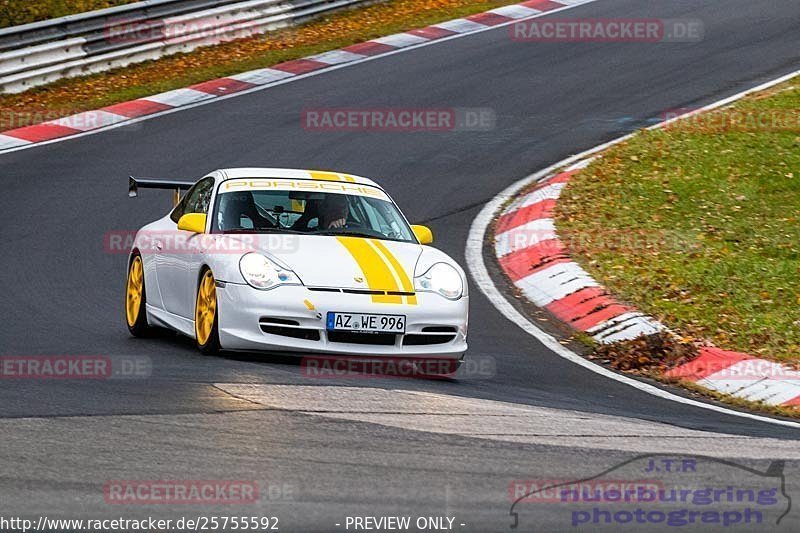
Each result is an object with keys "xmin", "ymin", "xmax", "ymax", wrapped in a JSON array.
[{"xmin": 178, "ymin": 213, "xmax": 207, "ymax": 233}]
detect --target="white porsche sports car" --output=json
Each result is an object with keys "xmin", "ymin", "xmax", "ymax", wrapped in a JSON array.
[{"xmin": 125, "ymin": 168, "xmax": 468, "ymax": 362}]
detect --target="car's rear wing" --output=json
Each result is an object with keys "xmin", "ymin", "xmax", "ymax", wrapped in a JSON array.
[{"xmin": 128, "ymin": 176, "xmax": 196, "ymax": 205}]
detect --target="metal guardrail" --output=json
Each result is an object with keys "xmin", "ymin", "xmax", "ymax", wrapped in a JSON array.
[{"xmin": 0, "ymin": 0, "xmax": 374, "ymax": 93}]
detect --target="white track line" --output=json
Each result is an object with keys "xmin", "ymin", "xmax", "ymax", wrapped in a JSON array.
[{"xmin": 466, "ymin": 68, "xmax": 800, "ymax": 429}]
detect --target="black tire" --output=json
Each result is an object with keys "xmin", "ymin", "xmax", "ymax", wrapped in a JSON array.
[{"xmin": 125, "ymin": 253, "xmax": 151, "ymax": 337}]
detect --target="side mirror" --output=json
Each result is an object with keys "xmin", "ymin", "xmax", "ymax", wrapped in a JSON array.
[
  {"xmin": 177, "ymin": 213, "xmax": 207, "ymax": 234},
  {"xmin": 411, "ymin": 224, "xmax": 433, "ymax": 245}
]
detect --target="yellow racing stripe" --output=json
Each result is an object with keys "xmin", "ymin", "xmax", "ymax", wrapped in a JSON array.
[
  {"xmin": 336, "ymin": 237, "xmax": 402, "ymax": 304},
  {"xmin": 310, "ymin": 171, "xmax": 356, "ymax": 183},
  {"xmin": 369, "ymin": 239, "xmax": 417, "ymax": 305}
]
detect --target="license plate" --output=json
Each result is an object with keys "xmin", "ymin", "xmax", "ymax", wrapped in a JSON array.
[{"xmin": 326, "ymin": 312, "xmax": 406, "ymax": 334}]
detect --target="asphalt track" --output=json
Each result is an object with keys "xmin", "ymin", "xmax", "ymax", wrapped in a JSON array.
[{"xmin": 1, "ymin": 0, "xmax": 800, "ymax": 530}]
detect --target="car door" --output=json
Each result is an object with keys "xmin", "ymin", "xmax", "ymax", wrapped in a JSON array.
[{"xmin": 158, "ymin": 176, "xmax": 215, "ymax": 318}]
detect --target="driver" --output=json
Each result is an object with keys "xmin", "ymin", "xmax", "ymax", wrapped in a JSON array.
[{"xmin": 319, "ymin": 194, "xmax": 348, "ymax": 229}]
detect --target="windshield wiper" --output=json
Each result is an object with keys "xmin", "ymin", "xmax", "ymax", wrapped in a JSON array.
[
  {"xmin": 221, "ymin": 227, "xmax": 305, "ymax": 234},
  {"xmin": 315, "ymin": 229, "xmax": 412, "ymax": 241},
  {"xmin": 316, "ymin": 230, "xmax": 378, "ymax": 238}
]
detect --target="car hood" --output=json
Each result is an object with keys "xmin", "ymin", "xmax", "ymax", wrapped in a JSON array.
[{"xmin": 239, "ymin": 234, "xmax": 423, "ymax": 291}]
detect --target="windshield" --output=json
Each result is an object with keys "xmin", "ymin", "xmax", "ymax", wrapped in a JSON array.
[{"xmin": 211, "ymin": 182, "xmax": 416, "ymax": 242}]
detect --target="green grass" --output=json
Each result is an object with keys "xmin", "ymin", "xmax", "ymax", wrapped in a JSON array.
[
  {"xmin": 556, "ymin": 80, "xmax": 800, "ymax": 362},
  {"xmin": 0, "ymin": 0, "xmax": 139, "ymax": 28}
]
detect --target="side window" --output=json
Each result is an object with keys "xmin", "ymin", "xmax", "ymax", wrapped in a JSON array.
[
  {"xmin": 361, "ymin": 199, "xmax": 388, "ymax": 229},
  {"xmin": 346, "ymin": 197, "xmax": 365, "ymax": 226},
  {"xmin": 361, "ymin": 198, "xmax": 405, "ymax": 238},
  {"xmin": 171, "ymin": 177, "xmax": 214, "ymax": 222},
  {"xmin": 184, "ymin": 178, "xmax": 215, "ymax": 215},
  {"xmin": 170, "ymin": 196, "xmax": 187, "ymax": 223}
]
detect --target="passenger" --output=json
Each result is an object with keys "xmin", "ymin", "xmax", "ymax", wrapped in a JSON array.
[
  {"xmin": 218, "ymin": 191, "xmax": 273, "ymax": 231},
  {"xmin": 292, "ymin": 195, "xmax": 349, "ymax": 230}
]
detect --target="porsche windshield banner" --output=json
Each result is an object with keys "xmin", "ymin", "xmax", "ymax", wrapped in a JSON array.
[{"xmin": 220, "ymin": 178, "xmax": 390, "ymax": 201}]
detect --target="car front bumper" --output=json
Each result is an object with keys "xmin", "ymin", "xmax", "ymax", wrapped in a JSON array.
[{"xmin": 216, "ymin": 283, "xmax": 468, "ymax": 358}]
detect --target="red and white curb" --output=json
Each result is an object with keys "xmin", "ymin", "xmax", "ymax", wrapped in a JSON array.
[
  {"xmin": 494, "ymin": 158, "xmax": 665, "ymax": 344},
  {"xmin": 0, "ymin": 0, "xmax": 593, "ymax": 152},
  {"xmin": 492, "ymin": 141, "xmax": 800, "ymax": 408},
  {"xmin": 665, "ymin": 348, "xmax": 800, "ymax": 407}
]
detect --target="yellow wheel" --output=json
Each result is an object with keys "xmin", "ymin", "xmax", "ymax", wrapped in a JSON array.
[
  {"xmin": 195, "ymin": 269, "xmax": 220, "ymax": 354},
  {"xmin": 125, "ymin": 254, "xmax": 150, "ymax": 336}
]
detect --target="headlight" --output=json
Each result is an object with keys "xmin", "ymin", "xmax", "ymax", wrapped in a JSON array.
[
  {"xmin": 239, "ymin": 253, "xmax": 300, "ymax": 290},
  {"xmin": 414, "ymin": 262, "xmax": 463, "ymax": 300}
]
